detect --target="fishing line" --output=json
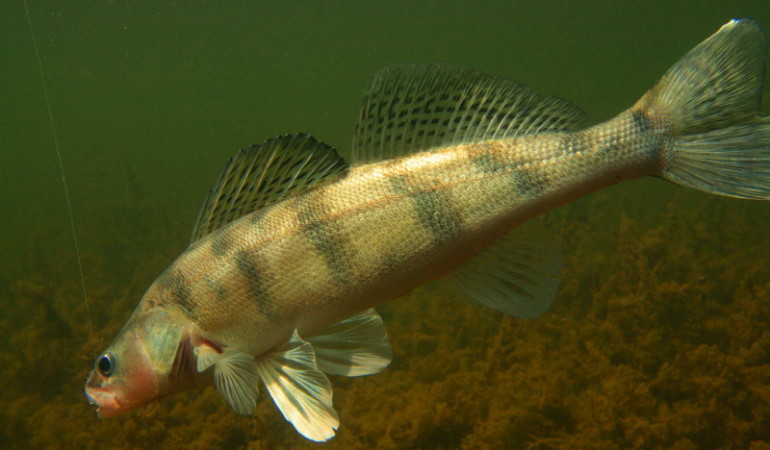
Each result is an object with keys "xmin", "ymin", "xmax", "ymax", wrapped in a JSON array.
[{"xmin": 23, "ymin": 0, "xmax": 93, "ymax": 337}]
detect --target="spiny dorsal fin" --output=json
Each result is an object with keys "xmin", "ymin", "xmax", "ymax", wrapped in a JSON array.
[
  {"xmin": 352, "ymin": 64, "xmax": 585, "ymax": 164},
  {"xmin": 191, "ymin": 133, "xmax": 348, "ymax": 243}
]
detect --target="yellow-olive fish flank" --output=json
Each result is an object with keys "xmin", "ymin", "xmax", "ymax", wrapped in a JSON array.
[{"xmin": 85, "ymin": 20, "xmax": 770, "ymax": 441}]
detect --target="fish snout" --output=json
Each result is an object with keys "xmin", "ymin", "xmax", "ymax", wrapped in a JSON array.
[{"xmin": 84, "ymin": 370, "xmax": 122, "ymax": 417}]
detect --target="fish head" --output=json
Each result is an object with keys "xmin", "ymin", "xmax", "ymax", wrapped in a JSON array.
[{"xmin": 84, "ymin": 306, "xmax": 194, "ymax": 418}]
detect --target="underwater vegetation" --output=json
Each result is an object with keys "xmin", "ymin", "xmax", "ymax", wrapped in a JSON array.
[{"xmin": 1, "ymin": 175, "xmax": 768, "ymax": 449}]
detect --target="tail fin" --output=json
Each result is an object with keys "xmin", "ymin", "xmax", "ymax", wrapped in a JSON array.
[{"xmin": 639, "ymin": 19, "xmax": 770, "ymax": 200}]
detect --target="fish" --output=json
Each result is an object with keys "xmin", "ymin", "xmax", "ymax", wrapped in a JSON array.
[{"xmin": 84, "ymin": 19, "xmax": 770, "ymax": 442}]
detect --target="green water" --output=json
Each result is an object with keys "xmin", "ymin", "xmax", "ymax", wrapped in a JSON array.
[{"xmin": 2, "ymin": 1, "xmax": 770, "ymax": 448}]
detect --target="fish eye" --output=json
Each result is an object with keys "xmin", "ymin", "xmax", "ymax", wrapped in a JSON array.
[{"xmin": 97, "ymin": 352, "xmax": 115, "ymax": 377}]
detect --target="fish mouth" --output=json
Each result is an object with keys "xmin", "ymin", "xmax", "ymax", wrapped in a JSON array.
[{"xmin": 84, "ymin": 380, "xmax": 123, "ymax": 418}]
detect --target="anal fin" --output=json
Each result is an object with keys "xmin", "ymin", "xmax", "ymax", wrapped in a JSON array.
[{"xmin": 443, "ymin": 220, "xmax": 563, "ymax": 319}]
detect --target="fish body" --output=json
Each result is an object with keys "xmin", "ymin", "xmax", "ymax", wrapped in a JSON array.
[
  {"xmin": 166, "ymin": 109, "xmax": 659, "ymax": 344},
  {"xmin": 85, "ymin": 20, "xmax": 770, "ymax": 441}
]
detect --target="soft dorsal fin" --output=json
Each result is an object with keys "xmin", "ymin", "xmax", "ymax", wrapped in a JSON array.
[
  {"xmin": 191, "ymin": 133, "xmax": 348, "ymax": 243},
  {"xmin": 442, "ymin": 219, "xmax": 563, "ymax": 319},
  {"xmin": 352, "ymin": 64, "xmax": 585, "ymax": 164}
]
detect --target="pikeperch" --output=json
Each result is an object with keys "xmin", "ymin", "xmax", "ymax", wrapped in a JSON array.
[{"xmin": 85, "ymin": 19, "xmax": 770, "ymax": 441}]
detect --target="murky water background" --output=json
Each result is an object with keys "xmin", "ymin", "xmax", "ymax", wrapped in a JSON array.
[{"xmin": 2, "ymin": 1, "xmax": 770, "ymax": 448}]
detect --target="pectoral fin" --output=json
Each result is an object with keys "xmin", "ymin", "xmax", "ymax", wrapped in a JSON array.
[
  {"xmin": 256, "ymin": 330, "xmax": 339, "ymax": 442},
  {"xmin": 307, "ymin": 308, "xmax": 392, "ymax": 376},
  {"xmin": 193, "ymin": 342, "xmax": 220, "ymax": 373},
  {"xmin": 195, "ymin": 344, "xmax": 260, "ymax": 416}
]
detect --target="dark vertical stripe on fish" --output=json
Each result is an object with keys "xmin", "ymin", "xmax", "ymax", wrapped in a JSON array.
[
  {"xmin": 631, "ymin": 109, "xmax": 651, "ymax": 133},
  {"xmin": 204, "ymin": 274, "xmax": 228, "ymax": 301},
  {"xmin": 157, "ymin": 268, "xmax": 196, "ymax": 314},
  {"xmin": 511, "ymin": 165, "xmax": 547, "ymax": 199},
  {"xmin": 234, "ymin": 249, "xmax": 276, "ymax": 318},
  {"xmin": 469, "ymin": 149, "xmax": 546, "ymax": 199},
  {"xmin": 296, "ymin": 196, "xmax": 351, "ymax": 283},
  {"xmin": 210, "ymin": 228, "xmax": 236, "ymax": 258},
  {"xmin": 390, "ymin": 174, "xmax": 465, "ymax": 240},
  {"xmin": 469, "ymin": 150, "xmax": 510, "ymax": 175}
]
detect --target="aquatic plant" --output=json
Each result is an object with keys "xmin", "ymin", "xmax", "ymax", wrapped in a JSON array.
[{"xmin": 1, "ymin": 181, "xmax": 768, "ymax": 448}]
